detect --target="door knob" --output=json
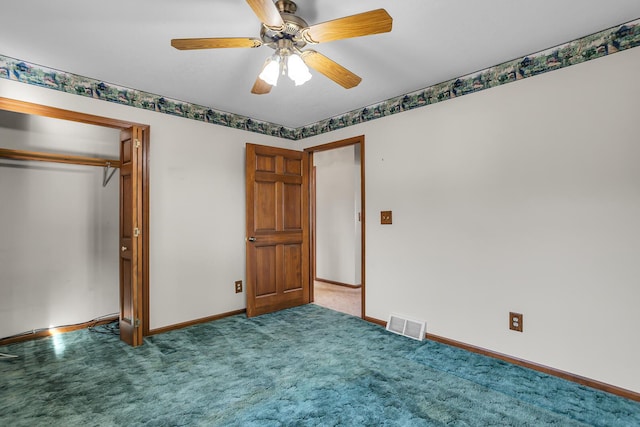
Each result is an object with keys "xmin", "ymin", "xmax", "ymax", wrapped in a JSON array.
[
  {"xmin": 248, "ymin": 237, "xmax": 256, "ymax": 242},
  {"xmin": 121, "ymin": 246, "xmax": 128, "ymax": 252}
]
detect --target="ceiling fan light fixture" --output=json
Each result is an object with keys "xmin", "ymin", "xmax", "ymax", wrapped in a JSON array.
[
  {"xmin": 287, "ymin": 53, "xmax": 312, "ymax": 86},
  {"xmin": 173, "ymin": 1, "xmax": 392, "ymax": 94},
  {"xmin": 258, "ymin": 54, "xmax": 281, "ymax": 86}
]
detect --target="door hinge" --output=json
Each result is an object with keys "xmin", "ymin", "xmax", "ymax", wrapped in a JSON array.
[
  {"xmin": 123, "ymin": 317, "xmax": 140, "ymax": 328},
  {"xmin": 134, "ymin": 138, "xmax": 141, "ymax": 149},
  {"xmin": 134, "ymin": 227, "xmax": 140, "ymax": 237}
]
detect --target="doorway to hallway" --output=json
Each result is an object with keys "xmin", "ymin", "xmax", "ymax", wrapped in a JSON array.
[{"xmin": 306, "ymin": 136, "xmax": 364, "ymax": 318}]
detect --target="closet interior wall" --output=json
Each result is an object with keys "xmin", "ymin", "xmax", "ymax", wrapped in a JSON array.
[{"xmin": 0, "ymin": 109, "xmax": 120, "ymax": 339}]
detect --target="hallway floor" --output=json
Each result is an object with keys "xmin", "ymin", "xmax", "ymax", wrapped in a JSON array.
[{"xmin": 312, "ymin": 281, "xmax": 361, "ymax": 317}]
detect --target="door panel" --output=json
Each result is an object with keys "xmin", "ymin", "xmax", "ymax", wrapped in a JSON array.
[
  {"xmin": 283, "ymin": 184, "xmax": 302, "ymax": 229},
  {"xmin": 255, "ymin": 246, "xmax": 277, "ymax": 296},
  {"xmin": 255, "ymin": 153, "xmax": 276, "ymax": 172},
  {"xmin": 121, "ymin": 258, "xmax": 132, "ymax": 320},
  {"xmin": 246, "ymin": 143, "xmax": 309, "ymax": 317},
  {"xmin": 119, "ymin": 127, "xmax": 144, "ymax": 346},
  {"xmin": 283, "ymin": 244, "xmax": 303, "ymax": 291},
  {"xmin": 284, "ymin": 157, "xmax": 302, "ymax": 175},
  {"xmin": 254, "ymin": 181, "xmax": 277, "ymax": 231}
]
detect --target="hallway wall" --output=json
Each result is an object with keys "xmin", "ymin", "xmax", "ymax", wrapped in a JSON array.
[{"xmin": 314, "ymin": 145, "xmax": 361, "ymax": 285}]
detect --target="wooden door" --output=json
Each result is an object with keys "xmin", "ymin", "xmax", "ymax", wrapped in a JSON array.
[
  {"xmin": 245, "ymin": 143, "xmax": 310, "ymax": 317},
  {"xmin": 119, "ymin": 127, "xmax": 144, "ymax": 346}
]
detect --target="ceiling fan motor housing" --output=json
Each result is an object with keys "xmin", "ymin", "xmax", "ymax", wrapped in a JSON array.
[
  {"xmin": 260, "ymin": 0, "xmax": 308, "ymax": 50},
  {"xmin": 275, "ymin": 0, "xmax": 297, "ymax": 14}
]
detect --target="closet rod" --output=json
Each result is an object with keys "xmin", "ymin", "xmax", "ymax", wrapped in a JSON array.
[{"xmin": 0, "ymin": 148, "xmax": 120, "ymax": 168}]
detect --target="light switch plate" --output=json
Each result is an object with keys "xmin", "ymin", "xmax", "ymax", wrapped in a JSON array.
[{"xmin": 381, "ymin": 211, "xmax": 392, "ymax": 225}]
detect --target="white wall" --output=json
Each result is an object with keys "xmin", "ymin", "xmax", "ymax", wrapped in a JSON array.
[
  {"xmin": 314, "ymin": 145, "xmax": 360, "ymax": 285},
  {"xmin": 0, "ymin": 111, "xmax": 120, "ymax": 338},
  {"xmin": 300, "ymin": 47, "xmax": 640, "ymax": 393},
  {"xmin": 2, "ymin": 46, "xmax": 639, "ymax": 393},
  {"xmin": 0, "ymin": 78, "xmax": 291, "ymax": 333}
]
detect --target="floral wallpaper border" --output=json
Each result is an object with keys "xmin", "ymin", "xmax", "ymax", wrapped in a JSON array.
[{"xmin": 1, "ymin": 18, "xmax": 639, "ymax": 141}]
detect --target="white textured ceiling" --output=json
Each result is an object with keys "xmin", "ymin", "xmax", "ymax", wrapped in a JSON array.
[{"xmin": 1, "ymin": 1, "xmax": 640, "ymax": 128}]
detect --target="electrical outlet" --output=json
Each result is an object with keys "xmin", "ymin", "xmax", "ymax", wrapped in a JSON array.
[
  {"xmin": 509, "ymin": 312, "xmax": 523, "ymax": 332},
  {"xmin": 235, "ymin": 280, "xmax": 243, "ymax": 293}
]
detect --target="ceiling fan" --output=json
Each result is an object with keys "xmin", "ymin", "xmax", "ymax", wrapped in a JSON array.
[{"xmin": 171, "ymin": 0, "xmax": 393, "ymax": 94}]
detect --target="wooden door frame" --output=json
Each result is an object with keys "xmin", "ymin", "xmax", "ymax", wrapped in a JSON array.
[
  {"xmin": 304, "ymin": 135, "xmax": 365, "ymax": 318},
  {"xmin": 0, "ymin": 97, "xmax": 151, "ymax": 337}
]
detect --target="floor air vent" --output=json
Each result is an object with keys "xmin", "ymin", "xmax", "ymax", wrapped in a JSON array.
[{"xmin": 386, "ymin": 314, "xmax": 426, "ymax": 341}]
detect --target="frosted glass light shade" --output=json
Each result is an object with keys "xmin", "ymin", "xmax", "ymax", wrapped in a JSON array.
[
  {"xmin": 259, "ymin": 56, "xmax": 280, "ymax": 86},
  {"xmin": 287, "ymin": 54, "xmax": 312, "ymax": 86}
]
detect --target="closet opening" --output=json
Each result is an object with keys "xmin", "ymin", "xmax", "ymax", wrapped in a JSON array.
[{"xmin": 0, "ymin": 97, "xmax": 149, "ymax": 347}]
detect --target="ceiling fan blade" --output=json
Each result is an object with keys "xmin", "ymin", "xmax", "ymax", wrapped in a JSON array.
[
  {"xmin": 302, "ymin": 9, "xmax": 392, "ymax": 44},
  {"xmin": 246, "ymin": 0, "xmax": 284, "ymax": 29},
  {"xmin": 171, "ymin": 37, "xmax": 262, "ymax": 50},
  {"xmin": 301, "ymin": 50, "xmax": 362, "ymax": 89},
  {"xmin": 251, "ymin": 77, "xmax": 272, "ymax": 94}
]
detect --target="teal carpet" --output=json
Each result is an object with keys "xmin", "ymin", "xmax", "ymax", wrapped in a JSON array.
[{"xmin": 1, "ymin": 304, "xmax": 639, "ymax": 426}]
